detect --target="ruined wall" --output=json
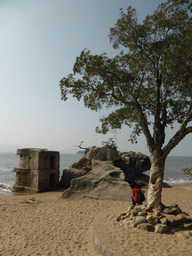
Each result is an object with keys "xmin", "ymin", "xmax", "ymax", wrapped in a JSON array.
[{"xmin": 13, "ymin": 148, "xmax": 60, "ymax": 193}]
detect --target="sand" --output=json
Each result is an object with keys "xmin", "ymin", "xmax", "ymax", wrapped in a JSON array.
[{"xmin": 1, "ymin": 184, "xmax": 192, "ymax": 256}]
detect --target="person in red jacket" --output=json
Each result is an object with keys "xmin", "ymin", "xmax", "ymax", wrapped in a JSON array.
[{"xmin": 130, "ymin": 182, "xmax": 142, "ymax": 205}]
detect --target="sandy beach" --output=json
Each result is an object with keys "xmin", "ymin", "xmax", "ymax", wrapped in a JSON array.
[{"xmin": 1, "ymin": 184, "xmax": 192, "ymax": 256}]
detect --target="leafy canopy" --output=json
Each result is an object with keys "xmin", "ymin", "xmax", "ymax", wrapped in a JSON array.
[{"xmin": 60, "ymin": 0, "xmax": 192, "ymax": 157}]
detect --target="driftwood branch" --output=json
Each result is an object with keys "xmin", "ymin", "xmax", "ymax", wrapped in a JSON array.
[{"xmin": 72, "ymin": 141, "xmax": 88, "ymax": 150}]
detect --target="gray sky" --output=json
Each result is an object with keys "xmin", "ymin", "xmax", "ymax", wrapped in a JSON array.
[{"xmin": 1, "ymin": 0, "xmax": 192, "ymax": 155}]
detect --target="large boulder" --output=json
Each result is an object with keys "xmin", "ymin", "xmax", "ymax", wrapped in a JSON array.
[
  {"xmin": 61, "ymin": 160, "xmax": 132, "ymax": 201},
  {"xmin": 60, "ymin": 146, "xmax": 120, "ymax": 187},
  {"xmin": 120, "ymin": 151, "xmax": 151, "ymax": 173},
  {"xmin": 113, "ymin": 155, "xmax": 150, "ymax": 187}
]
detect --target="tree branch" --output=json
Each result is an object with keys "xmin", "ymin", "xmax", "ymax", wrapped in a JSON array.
[
  {"xmin": 134, "ymin": 98, "xmax": 155, "ymax": 151},
  {"xmin": 162, "ymin": 126, "xmax": 192, "ymax": 159},
  {"xmin": 72, "ymin": 141, "xmax": 88, "ymax": 150},
  {"xmin": 180, "ymin": 103, "xmax": 192, "ymax": 132}
]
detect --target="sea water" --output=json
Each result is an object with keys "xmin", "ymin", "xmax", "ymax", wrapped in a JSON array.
[
  {"xmin": 0, "ymin": 152, "xmax": 82, "ymax": 195},
  {"xmin": 0, "ymin": 153, "xmax": 192, "ymax": 195}
]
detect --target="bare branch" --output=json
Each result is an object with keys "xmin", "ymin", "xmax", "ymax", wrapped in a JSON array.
[{"xmin": 72, "ymin": 141, "xmax": 88, "ymax": 150}]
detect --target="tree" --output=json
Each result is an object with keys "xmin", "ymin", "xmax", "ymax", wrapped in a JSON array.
[{"xmin": 59, "ymin": 0, "xmax": 192, "ymax": 207}]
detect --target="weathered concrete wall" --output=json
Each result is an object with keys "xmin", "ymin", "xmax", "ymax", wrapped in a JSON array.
[{"xmin": 13, "ymin": 148, "xmax": 60, "ymax": 193}]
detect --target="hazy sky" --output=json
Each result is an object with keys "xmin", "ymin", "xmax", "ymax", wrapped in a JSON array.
[{"xmin": 1, "ymin": 0, "xmax": 192, "ymax": 155}]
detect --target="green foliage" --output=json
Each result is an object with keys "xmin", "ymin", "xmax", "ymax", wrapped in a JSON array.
[
  {"xmin": 60, "ymin": 0, "xmax": 192, "ymax": 156},
  {"xmin": 101, "ymin": 138, "xmax": 118, "ymax": 151}
]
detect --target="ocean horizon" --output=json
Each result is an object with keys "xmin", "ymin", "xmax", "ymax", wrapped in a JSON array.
[{"xmin": 0, "ymin": 152, "xmax": 192, "ymax": 195}]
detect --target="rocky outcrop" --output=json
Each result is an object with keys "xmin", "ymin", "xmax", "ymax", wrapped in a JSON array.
[
  {"xmin": 182, "ymin": 167, "xmax": 192, "ymax": 179},
  {"xmin": 117, "ymin": 204, "xmax": 192, "ymax": 234},
  {"xmin": 59, "ymin": 147, "xmax": 171, "ymax": 200},
  {"xmin": 60, "ymin": 147, "xmax": 151, "ymax": 188},
  {"xmin": 61, "ymin": 160, "xmax": 132, "ymax": 201},
  {"xmin": 120, "ymin": 151, "xmax": 151, "ymax": 173},
  {"xmin": 60, "ymin": 146, "xmax": 120, "ymax": 187}
]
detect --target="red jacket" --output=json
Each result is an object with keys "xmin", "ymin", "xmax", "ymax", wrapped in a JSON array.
[{"xmin": 132, "ymin": 187, "xmax": 142, "ymax": 204}]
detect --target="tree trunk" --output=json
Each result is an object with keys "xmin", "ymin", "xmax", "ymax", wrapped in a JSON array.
[{"xmin": 147, "ymin": 156, "xmax": 165, "ymax": 207}]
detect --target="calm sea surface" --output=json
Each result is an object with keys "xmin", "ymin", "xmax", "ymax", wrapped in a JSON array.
[
  {"xmin": 0, "ymin": 153, "xmax": 82, "ymax": 195},
  {"xmin": 0, "ymin": 153, "xmax": 192, "ymax": 195}
]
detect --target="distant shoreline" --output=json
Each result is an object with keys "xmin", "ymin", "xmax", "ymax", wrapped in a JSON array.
[{"xmin": 0, "ymin": 151, "xmax": 192, "ymax": 157}]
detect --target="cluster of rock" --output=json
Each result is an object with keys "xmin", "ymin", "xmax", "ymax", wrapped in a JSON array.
[
  {"xmin": 117, "ymin": 204, "xmax": 192, "ymax": 234},
  {"xmin": 60, "ymin": 147, "xmax": 152, "ymax": 200},
  {"xmin": 182, "ymin": 167, "xmax": 192, "ymax": 179},
  {"xmin": 60, "ymin": 147, "xmax": 151, "ymax": 188}
]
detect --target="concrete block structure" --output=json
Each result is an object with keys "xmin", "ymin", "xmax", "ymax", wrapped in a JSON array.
[{"xmin": 13, "ymin": 148, "xmax": 60, "ymax": 193}]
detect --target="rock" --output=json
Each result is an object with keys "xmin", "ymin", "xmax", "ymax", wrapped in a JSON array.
[
  {"xmin": 60, "ymin": 146, "xmax": 120, "ymax": 187},
  {"xmin": 120, "ymin": 215, "xmax": 127, "ymax": 220},
  {"xmin": 171, "ymin": 207, "xmax": 182, "ymax": 215},
  {"xmin": 160, "ymin": 217, "xmax": 168, "ymax": 225},
  {"xmin": 85, "ymin": 147, "xmax": 103, "ymax": 160},
  {"xmin": 170, "ymin": 204, "xmax": 178, "ymax": 207},
  {"xmin": 70, "ymin": 157, "xmax": 91, "ymax": 169},
  {"xmin": 60, "ymin": 168, "xmax": 88, "ymax": 187},
  {"xmin": 134, "ymin": 216, "xmax": 147, "ymax": 225},
  {"xmin": 118, "ymin": 203, "xmax": 192, "ymax": 235},
  {"xmin": 126, "ymin": 220, "xmax": 137, "ymax": 227},
  {"xmin": 144, "ymin": 206, "xmax": 153, "ymax": 213},
  {"xmin": 127, "ymin": 206, "xmax": 134, "ymax": 212},
  {"xmin": 156, "ymin": 203, "xmax": 166, "ymax": 212},
  {"xmin": 113, "ymin": 157, "xmax": 148, "ymax": 186},
  {"xmin": 152, "ymin": 208, "xmax": 162, "ymax": 216},
  {"xmin": 155, "ymin": 224, "xmax": 169, "ymax": 234},
  {"xmin": 113, "ymin": 153, "xmax": 152, "ymax": 187},
  {"xmin": 181, "ymin": 167, "xmax": 192, "ymax": 178},
  {"xmin": 61, "ymin": 160, "xmax": 132, "ymax": 201},
  {"xmin": 146, "ymin": 214, "xmax": 159, "ymax": 225},
  {"xmin": 120, "ymin": 151, "xmax": 151, "ymax": 173},
  {"xmin": 137, "ymin": 223, "xmax": 155, "ymax": 232},
  {"xmin": 129, "ymin": 215, "xmax": 134, "ymax": 220},
  {"xmin": 116, "ymin": 213, "xmax": 126, "ymax": 221},
  {"xmin": 163, "ymin": 207, "xmax": 171, "ymax": 214},
  {"xmin": 128, "ymin": 174, "xmax": 150, "ymax": 188},
  {"xmin": 126, "ymin": 212, "xmax": 131, "ymax": 218},
  {"xmin": 106, "ymin": 148, "xmax": 120, "ymax": 161},
  {"xmin": 163, "ymin": 206, "xmax": 182, "ymax": 215},
  {"xmin": 138, "ymin": 211, "xmax": 147, "ymax": 217},
  {"xmin": 186, "ymin": 217, "xmax": 192, "ymax": 222},
  {"xmin": 183, "ymin": 223, "xmax": 192, "ymax": 230},
  {"xmin": 123, "ymin": 218, "xmax": 129, "ymax": 224},
  {"xmin": 134, "ymin": 205, "xmax": 145, "ymax": 212},
  {"xmin": 131, "ymin": 210, "xmax": 138, "ymax": 216},
  {"xmin": 86, "ymin": 146, "xmax": 119, "ymax": 161},
  {"xmin": 164, "ymin": 214, "xmax": 180, "ymax": 227},
  {"xmin": 176, "ymin": 213, "xmax": 189, "ymax": 223}
]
